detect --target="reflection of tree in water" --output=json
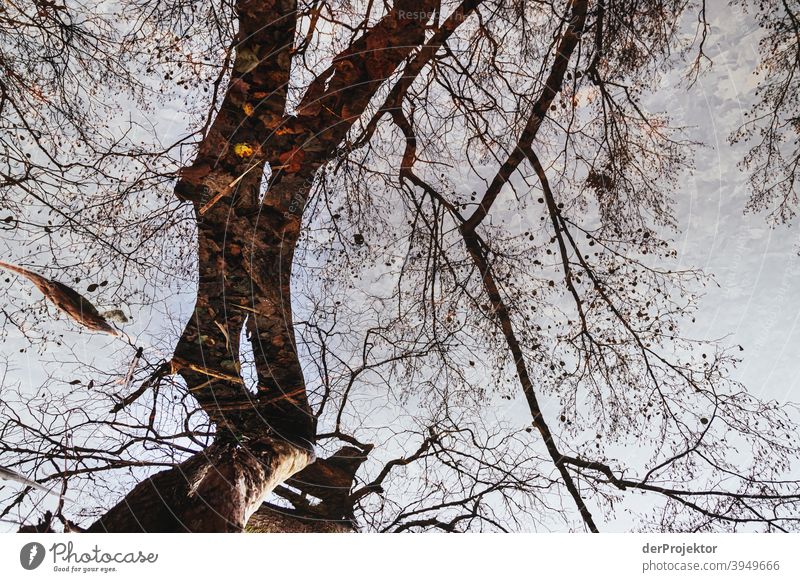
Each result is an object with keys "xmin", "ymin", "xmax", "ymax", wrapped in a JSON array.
[{"xmin": 0, "ymin": 0, "xmax": 799, "ymax": 533}]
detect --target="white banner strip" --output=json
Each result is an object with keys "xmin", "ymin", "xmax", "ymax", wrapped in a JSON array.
[{"xmin": 2, "ymin": 533, "xmax": 799, "ymax": 581}]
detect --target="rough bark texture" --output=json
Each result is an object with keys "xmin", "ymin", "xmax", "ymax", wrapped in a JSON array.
[
  {"xmin": 242, "ymin": 446, "xmax": 370, "ymax": 532},
  {"xmin": 87, "ymin": 439, "xmax": 312, "ymax": 532},
  {"xmin": 246, "ymin": 508, "xmax": 354, "ymax": 533}
]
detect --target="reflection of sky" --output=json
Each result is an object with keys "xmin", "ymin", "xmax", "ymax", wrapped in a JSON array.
[
  {"xmin": 665, "ymin": 8, "xmax": 800, "ymax": 407},
  {"xmin": 2, "ymin": 4, "xmax": 800, "ymax": 532},
  {"xmin": 603, "ymin": 6, "xmax": 800, "ymax": 529}
]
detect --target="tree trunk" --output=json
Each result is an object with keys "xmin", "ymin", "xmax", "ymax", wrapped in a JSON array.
[
  {"xmin": 246, "ymin": 507, "xmax": 354, "ymax": 533},
  {"xmin": 87, "ymin": 439, "xmax": 312, "ymax": 532}
]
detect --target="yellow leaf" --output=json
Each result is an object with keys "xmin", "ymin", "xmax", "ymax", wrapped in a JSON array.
[
  {"xmin": 243, "ymin": 102, "xmax": 254, "ymax": 116},
  {"xmin": 233, "ymin": 143, "xmax": 254, "ymax": 157}
]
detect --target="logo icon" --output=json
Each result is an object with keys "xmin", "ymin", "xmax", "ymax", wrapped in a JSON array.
[{"xmin": 20, "ymin": 542, "xmax": 46, "ymax": 570}]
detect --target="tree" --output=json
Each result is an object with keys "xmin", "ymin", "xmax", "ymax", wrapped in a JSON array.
[{"xmin": 1, "ymin": 0, "xmax": 799, "ymax": 533}]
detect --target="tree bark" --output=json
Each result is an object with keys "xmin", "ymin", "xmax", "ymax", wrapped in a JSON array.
[
  {"xmin": 246, "ymin": 508, "xmax": 354, "ymax": 533},
  {"xmin": 87, "ymin": 439, "xmax": 312, "ymax": 532}
]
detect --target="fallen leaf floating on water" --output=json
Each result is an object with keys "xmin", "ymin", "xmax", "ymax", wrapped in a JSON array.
[{"xmin": 0, "ymin": 260, "xmax": 119, "ymax": 335}]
